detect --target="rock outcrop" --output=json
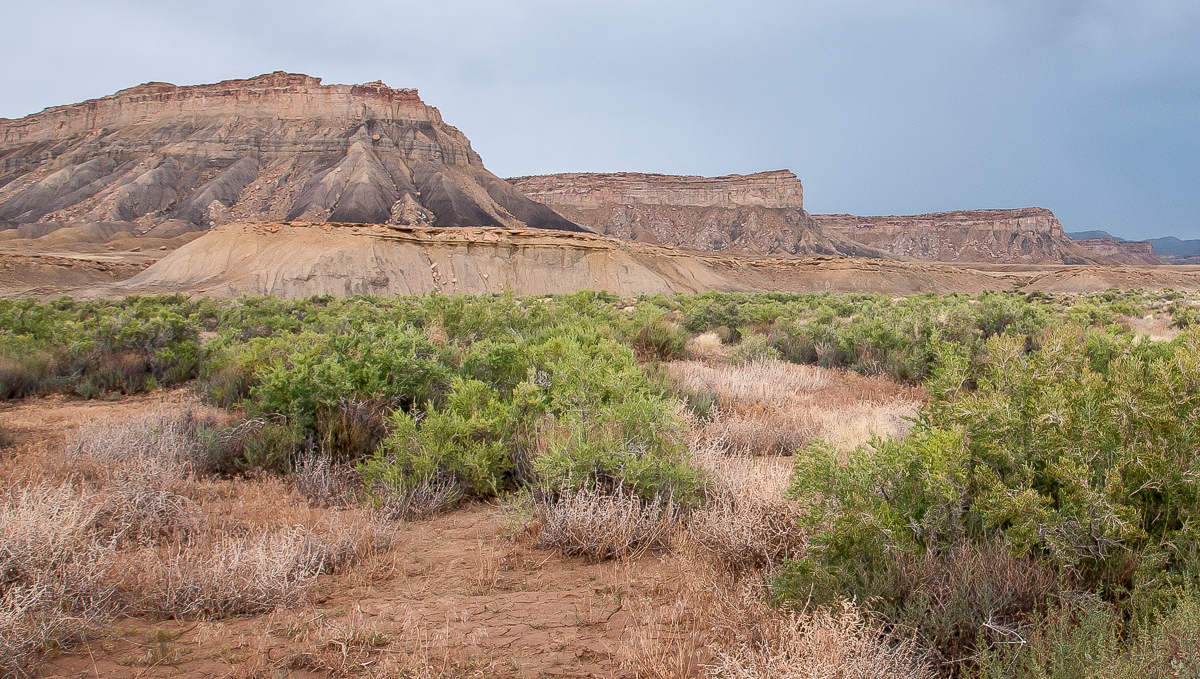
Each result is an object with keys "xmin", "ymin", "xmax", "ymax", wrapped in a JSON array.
[
  {"xmin": 507, "ymin": 171, "xmax": 878, "ymax": 257},
  {"xmin": 0, "ymin": 72, "xmax": 584, "ymax": 238},
  {"xmin": 1070, "ymin": 238, "xmax": 1163, "ymax": 265},
  {"xmin": 812, "ymin": 208, "xmax": 1108, "ymax": 264}
]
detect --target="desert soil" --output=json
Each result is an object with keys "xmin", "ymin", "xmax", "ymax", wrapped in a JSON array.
[{"xmin": 1, "ymin": 390, "xmax": 690, "ymax": 679}]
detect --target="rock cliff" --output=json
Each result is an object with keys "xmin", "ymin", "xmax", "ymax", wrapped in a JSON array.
[
  {"xmin": 813, "ymin": 208, "xmax": 1106, "ymax": 264},
  {"xmin": 507, "ymin": 171, "xmax": 877, "ymax": 256},
  {"xmin": 1071, "ymin": 238, "xmax": 1163, "ymax": 265},
  {"xmin": 0, "ymin": 72, "xmax": 583, "ymax": 238}
]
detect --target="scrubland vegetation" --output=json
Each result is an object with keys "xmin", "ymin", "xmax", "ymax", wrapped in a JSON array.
[{"xmin": 2, "ymin": 287, "xmax": 1200, "ymax": 677}]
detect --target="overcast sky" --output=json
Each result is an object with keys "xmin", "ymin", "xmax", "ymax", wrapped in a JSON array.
[{"xmin": 2, "ymin": 0, "xmax": 1197, "ymax": 239}]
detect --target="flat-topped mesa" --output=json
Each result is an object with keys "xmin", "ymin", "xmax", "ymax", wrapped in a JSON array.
[
  {"xmin": 1072, "ymin": 238, "xmax": 1163, "ymax": 265},
  {"xmin": 509, "ymin": 170, "xmax": 803, "ymax": 210},
  {"xmin": 2, "ymin": 73, "xmax": 431, "ymax": 145},
  {"xmin": 507, "ymin": 171, "xmax": 874, "ymax": 257},
  {"xmin": 0, "ymin": 73, "xmax": 584, "ymax": 234},
  {"xmin": 813, "ymin": 208, "xmax": 1106, "ymax": 264}
]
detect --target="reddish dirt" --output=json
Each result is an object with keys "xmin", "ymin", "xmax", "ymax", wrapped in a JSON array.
[{"xmin": 1, "ymin": 392, "xmax": 689, "ymax": 678}]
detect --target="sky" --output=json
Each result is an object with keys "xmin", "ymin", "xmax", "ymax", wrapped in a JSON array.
[{"xmin": 2, "ymin": 0, "xmax": 1197, "ymax": 239}]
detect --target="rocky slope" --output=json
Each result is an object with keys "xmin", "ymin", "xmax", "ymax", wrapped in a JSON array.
[
  {"xmin": 507, "ymin": 171, "xmax": 877, "ymax": 256},
  {"xmin": 0, "ymin": 72, "xmax": 583, "ymax": 240},
  {"xmin": 813, "ymin": 208, "xmax": 1107, "ymax": 264}
]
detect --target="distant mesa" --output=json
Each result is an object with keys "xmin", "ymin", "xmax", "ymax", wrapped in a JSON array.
[
  {"xmin": 813, "ymin": 208, "xmax": 1163, "ymax": 265},
  {"xmin": 507, "ymin": 170, "xmax": 881, "ymax": 257},
  {"xmin": 1068, "ymin": 230, "xmax": 1200, "ymax": 265},
  {"xmin": 0, "ymin": 72, "xmax": 585, "ymax": 240}
]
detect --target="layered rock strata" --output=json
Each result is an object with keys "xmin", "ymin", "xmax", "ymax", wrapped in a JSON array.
[
  {"xmin": 507, "ymin": 171, "xmax": 876, "ymax": 256},
  {"xmin": 1071, "ymin": 238, "xmax": 1163, "ymax": 265},
  {"xmin": 0, "ymin": 72, "xmax": 583, "ymax": 238},
  {"xmin": 812, "ymin": 208, "xmax": 1107, "ymax": 264}
]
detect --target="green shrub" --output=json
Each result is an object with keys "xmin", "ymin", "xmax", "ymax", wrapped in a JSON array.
[
  {"xmin": 729, "ymin": 331, "xmax": 782, "ymax": 364},
  {"xmin": 782, "ymin": 325, "xmax": 1200, "ymax": 669},
  {"xmin": 977, "ymin": 592, "xmax": 1200, "ymax": 679},
  {"xmin": 197, "ymin": 417, "xmax": 304, "ymax": 475},
  {"xmin": 632, "ymin": 316, "xmax": 687, "ymax": 361}
]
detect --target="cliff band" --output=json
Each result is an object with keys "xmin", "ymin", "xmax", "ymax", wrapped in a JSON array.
[
  {"xmin": 507, "ymin": 171, "xmax": 878, "ymax": 257},
  {"xmin": 812, "ymin": 208, "xmax": 1119, "ymax": 264}
]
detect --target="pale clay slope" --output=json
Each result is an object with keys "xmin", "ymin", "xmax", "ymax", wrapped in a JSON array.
[
  {"xmin": 109, "ymin": 223, "xmax": 742, "ymax": 298},
  {"xmin": 76, "ymin": 221, "xmax": 1107, "ymax": 300}
]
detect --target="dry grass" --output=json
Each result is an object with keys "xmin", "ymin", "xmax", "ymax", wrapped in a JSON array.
[
  {"xmin": 0, "ymin": 408, "xmax": 399, "ymax": 676},
  {"xmin": 620, "ymin": 552, "xmax": 931, "ymax": 679},
  {"xmin": 687, "ymin": 447, "xmax": 806, "ymax": 572},
  {"xmin": 671, "ymin": 359, "xmax": 922, "ymax": 455},
  {"xmin": 707, "ymin": 601, "xmax": 933, "ymax": 679},
  {"xmin": 687, "ymin": 332, "xmax": 727, "ymax": 360},
  {"xmin": 531, "ymin": 485, "xmax": 680, "ymax": 560},
  {"xmin": 292, "ymin": 450, "xmax": 362, "ymax": 508},
  {"xmin": 374, "ymin": 473, "xmax": 466, "ymax": 520}
]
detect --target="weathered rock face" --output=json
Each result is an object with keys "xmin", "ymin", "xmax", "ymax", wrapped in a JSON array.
[
  {"xmin": 1071, "ymin": 238, "xmax": 1163, "ymax": 265},
  {"xmin": 0, "ymin": 72, "xmax": 583, "ymax": 236},
  {"xmin": 813, "ymin": 208, "xmax": 1106, "ymax": 264},
  {"xmin": 507, "ymin": 171, "xmax": 877, "ymax": 256}
]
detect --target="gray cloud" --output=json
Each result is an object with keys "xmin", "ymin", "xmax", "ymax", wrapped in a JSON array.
[{"xmin": 1, "ymin": 0, "xmax": 1196, "ymax": 238}]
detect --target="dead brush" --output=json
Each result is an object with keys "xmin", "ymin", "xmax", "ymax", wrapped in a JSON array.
[
  {"xmin": 64, "ymin": 410, "xmax": 206, "ymax": 487},
  {"xmin": 0, "ymin": 483, "xmax": 114, "ymax": 678},
  {"xmin": 124, "ymin": 527, "xmax": 333, "ymax": 618},
  {"xmin": 669, "ymin": 360, "xmax": 922, "ymax": 455},
  {"xmin": 531, "ymin": 485, "xmax": 680, "ymax": 560},
  {"xmin": 686, "ymin": 447, "xmax": 805, "ymax": 573},
  {"xmin": 290, "ymin": 608, "xmax": 392, "ymax": 676},
  {"xmin": 707, "ymin": 601, "xmax": 933, "ymax": 679},
  {"xmin": 90, "ymin": 486, "xmax": 202, "ymax": 547},
  {"xmin": 0, "ymin": 584, "xmax": 95, "ymax": 679},
  {"xmin": 0, "ymin": 482, "xmax": 115, "ymax": 611},
  {"xmin": 374, "ymin": 474, "xmax": 465, "ymax": 521},
  {"xmin": 292, "ymin": 451, "xmax": 362, "ymax": 508}
]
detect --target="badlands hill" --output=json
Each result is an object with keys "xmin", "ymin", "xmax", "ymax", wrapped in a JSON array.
[
  {"xmin": 0, "ymin": 72, "xmax": 583, "ymax": 245},
  {"xmin": 507, "ymin": 171, "xmax": 880, "ymax": 257}
]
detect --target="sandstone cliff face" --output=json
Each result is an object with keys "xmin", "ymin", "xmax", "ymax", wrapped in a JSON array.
[
  {"xmin": 0, "ymin": 73, "xmax": 583, "ymax": 236},
  {"xmin": 1071, "ymin": 238, "xmax": 1163, "ymax": 265},
  {"xmin": 813, "ymin": 208, "xmax": 1105, "ymax": 264},
  {"xmin": 507, "ymin": 171, "xmax": 876, "ymax": 257}
]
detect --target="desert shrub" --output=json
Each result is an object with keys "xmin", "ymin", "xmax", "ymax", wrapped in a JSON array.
[
  {"xmin": 1171, "ymin": 304, "xmax": 1200, "ymax": 329},
  {"xmin": 530, "ymin": 484, "xmax": 679, "ymax": 559},
  {"xmin": 250, "ymin": 329, "xmax": 448, "ymax": 449},
  {"xmin": 361, "ymin": 324, "xmax": 698, "ymax": 504},
  {"xmin": 292, "ymin": 451, "xmax": 362, "ymax": 508},
  {"xmin": 0, "ymin": 349, "xmax": 54, "ymax": 400},
  {"xmin": 0, "ymin": 296, "xmax": 202, "ymax": 399},
  {"xmin": 782, "ymin": 325, "xmax": 1200, "ymax": 670},
  {"xmin": 977, "ymin": 591, "xmax": 1200, "ymax": 679},
  {"xmin": 729, "ymin": 331, "xmax": 782, "ymax": 364},
  {"xmin": 196, "ymin": 416, "xmax": 303, "ymax": 475},
  {"xmin": 707, "ymin": 601, "xmax": 932, "ymax": 679},
  {"xmin": 633, "ymin": 316, "xmax": 688, "ymax": 361}
]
